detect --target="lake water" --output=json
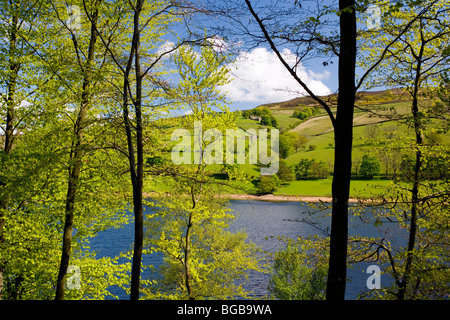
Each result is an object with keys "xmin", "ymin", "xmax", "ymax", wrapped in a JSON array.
[{"xmin": 89, "ymin": 200, "xmax": 408, "ymax": 300}]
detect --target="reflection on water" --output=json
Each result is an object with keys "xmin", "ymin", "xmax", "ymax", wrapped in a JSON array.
[{"xmin": 89, "ymin": 200, "xmax": 408, "ymax": 300}]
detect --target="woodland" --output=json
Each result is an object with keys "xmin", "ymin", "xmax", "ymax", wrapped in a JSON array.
[{"xmin": 0, "ymin": 0, "xmax": 448, "ymax": 301}]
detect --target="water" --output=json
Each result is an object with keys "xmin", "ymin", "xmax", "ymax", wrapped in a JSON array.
[{"xmin": 89, "ymin": 200, "xmax": 408, "ymax": 300}]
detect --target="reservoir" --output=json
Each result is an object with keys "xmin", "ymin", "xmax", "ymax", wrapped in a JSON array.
[{"xmin": 89, "ymin": 200, "xmax": 408, "ymax": 300}]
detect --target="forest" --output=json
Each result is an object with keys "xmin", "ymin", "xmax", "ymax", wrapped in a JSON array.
[{"xmin": 0, "ymin": 0, "xmax": 448, "ymax": 302}]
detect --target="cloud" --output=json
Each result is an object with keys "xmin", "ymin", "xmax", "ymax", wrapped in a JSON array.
[{"xmin": 220, "ymin": 47, "xmax": 331, "ymax": 104}]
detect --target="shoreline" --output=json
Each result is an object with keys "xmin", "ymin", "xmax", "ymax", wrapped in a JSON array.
[
  {"xmin": 221, "ymin": 193, "xmax": 360, "ymax": 203},
  {"xmin": 144, "ymin": 192, "xmax": 363, "ymax": 203}
]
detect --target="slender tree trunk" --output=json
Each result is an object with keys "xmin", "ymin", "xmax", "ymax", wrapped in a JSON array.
[
  {"xmin": 326, "ymin": 0, "xmax": 357, "ymax": 300},
  {"xmin": 55, "ymin": 4, "xmax": 100, "ymax": 300},
  {"xmin": 129, "ymin": 0, "xmax": 145, "ymax": 300},
  {"xmin": 397, "ymin": 33, "xmax": 425, "ymax": 300},
  {"xmin": 183, "ymin": 186, "xmax": 198, "ymax": 300},
  {"xmin": 184, "ymin": 209, "xmax": 193, "ymax": 299},
  {"xmin": 0, "ymin": 10, "xmax": 20, "ymax": 300}
]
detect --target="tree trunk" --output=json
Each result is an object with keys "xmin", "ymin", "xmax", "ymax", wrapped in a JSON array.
[
  {"xmin": 129, "ymin": 0, "xmax": 145, "ymax": 300},
  {"xmin": 0, "ymin": 10, "xmax": 20, "ymax": 300},
  {"xmin": 325, "ymin": 0, "xmax": 356, "ymax": 300},
  {"xmin": 184, "ymin": 210, "xmax": 193, "ymax": 299},
  {"xmin": 55, "ymin": 4, "xmax": 100, "ymax": 300},
  {"xmin": 397, "ymin": 33, "xmax": 424, "ymax": 300}
]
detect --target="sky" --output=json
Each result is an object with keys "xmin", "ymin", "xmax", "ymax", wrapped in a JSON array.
[
  {"xmin": 191, "ymin": 0, "xmax": 389, "ymax": 112},
  {"xmin": 193, "ymin": 0, "xmax": 340, "ymax": 112},
  {"xmin": 218, "ymin": 46, "xmax": 336, "ymax": 111}
]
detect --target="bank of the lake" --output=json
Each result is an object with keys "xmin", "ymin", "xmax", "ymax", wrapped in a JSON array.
[
  {"xmin": 221, "ymin": 193, "xmax": 359, "ymax": 203},
  {"xmin": 145, "ymin": 192, "xmax": 377, "ymax": 204}
]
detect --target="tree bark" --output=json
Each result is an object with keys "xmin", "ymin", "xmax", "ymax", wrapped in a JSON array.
[
  {"xmin": 0, "ymin": 9, "xmax": 20, "ymax": 300},
  {"xmin": 325, "ymin": 0, "xmax": 357, "ymax": 300},
  {"xmin": 397, "ymin": 29, "xmax": 425, "ymax": 300},
  {"xmin": 129, "ymin": 0, "xmax": 145, "ymax": 300},
  {"xmin": 55, "ymin": 3, "xmax": 100, "ymax": 300},
  {"xmin": 184, "ymin": 209, "xmax": 193, "ymax": 299}
]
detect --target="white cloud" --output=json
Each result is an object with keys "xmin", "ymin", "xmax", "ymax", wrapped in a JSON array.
[{"xmin": 220, "ymin": 47, "xmax": 331, "ymax": 104}]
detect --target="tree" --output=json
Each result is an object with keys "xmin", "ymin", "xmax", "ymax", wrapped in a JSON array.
[
  {"xmin": 364, "ymin": 123, "xmax": 379, "ymax": 142},
  {"xmin": 87, "ymin": 0, "xmax": 181, "ymax": 299},
  {"xmin": 277, "ymin": 159, "xmax": 295, "ymax": 182},
  {"xmin": 293, "ymin": 107, "xmax": 318, "ymax": 120},
  {"xmin": 278, "ymin": 132, "xmax": 298, "ymax": 159},
  {"xmin": 218, "ymin": 0, "xmax": 443, "ymax": 299},
  {"xmin": 144, "ymin": 44, "xmax": 263, "ymax": 300},
  {"xmin": 353, "ymin": 0, "xmax": 450, "ymax": 300},
  {"xmin": 207, "ymin": 0, "xmax": 356, "ymax": 299},
  {"xmin": 54, "ymin": 0, "xmax": 103, "ymax": 300},
  {"xmin": 293, "ymin": 134, "xmax": 308, "ymax": 152},
  {"xmin": 359, "ymin": 154, "xmax": 381, "ymax": 179},
  {"xmin": 260, "ymin": 114, "xmax": 278, "ymax": 127},
  {"xmin": 295, "ymin": 158, "xmax": 328, "ymax": 180},
  {"xmin": 309, "ymin": 160, "xmax": 329, "ymax": 179},
  {"xmin": 0, "ymin": 0, "xmax": 48, "ymax": 297},
  {"xmin": 256, "ymin": 175, "xmax": 281, "ymax": 194},
  {"xmin": 0, "ymin": 0, "xmax": 133, "ymax": 300}
]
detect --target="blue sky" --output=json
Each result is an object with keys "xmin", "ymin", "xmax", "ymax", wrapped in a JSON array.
[
  {"xmin": 192, "ymin": 0, "xmax": 341, "ymax": 111},
  {"xmin": 166, "ymin": 0, "xmax": 386, "ymax": 113},
  {"xmin": 181, "ymin": 0, "xmax": 389, "ymax": 112}
]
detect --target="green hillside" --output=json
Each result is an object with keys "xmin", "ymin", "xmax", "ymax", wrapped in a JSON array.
[
  {"xmin": 231, "ymin": 89, "xmax": 449, "ymax": 197},
  {"xmin": 148, "ymin": 89, "xmax": 448, "ymax": 198}
]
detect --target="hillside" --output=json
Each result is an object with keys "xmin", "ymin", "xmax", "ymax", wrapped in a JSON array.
[
  {"xmin": 148, "ymin": 89, "xmax": 447, "ymax": 198},
  {"xmin": 233, "ymin": 89, "xmax": 448, "ymax": 197}
]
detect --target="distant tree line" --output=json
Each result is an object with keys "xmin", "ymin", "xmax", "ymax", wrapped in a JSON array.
[{"xmin": 292, "ymin": 106, "xmax": 320, "ymax": 120}]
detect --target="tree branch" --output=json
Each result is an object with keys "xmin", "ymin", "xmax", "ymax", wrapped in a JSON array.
[{"xmin": 244, "ymin": 0, "xmax": 336, "ymax": 128}]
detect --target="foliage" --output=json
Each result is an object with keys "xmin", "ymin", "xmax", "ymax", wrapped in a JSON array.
[
  {"xmin": 144, "ymin": 191, "xmax": 264, "ymax": 299},
  {"xmin": 359, "ymin": 154, "xmax": 381, "ymax": 179},
  {"xmin": 350, "ymin": 175, "xmax": 450, "ymax": 300},
  {"xmin": 353, "ymin": 0, "xmax": 450, "ymax": 300},
  {"xmin": 308, "ymin": 144, "xmax": 317, "ymax": 151},
  {"xmin": 260, "ymin": 114, "xmax": 278, "ymax": 127},
  {"xmin": 256, "ymin": 175, "xmax": 281, "ymax": 194},
  {"xmin": 268, "ymin": 236, "xmax": 328, "ymax": 300},
  {"xmin": 295, "ymin": 159, "xmax": 329, "ymax": 180},
  {"xmin": 292, "ymin": 107, "xmax": 319, "ymax": 120},
  {"xmin": 142, "ymin": 44, "xmax": 264, "ymax": 300},
  {"xmin": 400, "ymin": 150, "xmax": 450, "ymax": 181},
  {"xmin": 277, "ymin": 160, "xmax": 295, "ymax": 182},
  {"xmin": 242, "ymin": 106, "xmax": 272, "ymax": 118},
  {"xmin": 278, "ymin": 132, "xmax": 303, "ymax": 159}
]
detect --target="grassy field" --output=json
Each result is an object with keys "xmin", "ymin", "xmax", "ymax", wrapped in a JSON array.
[{"xmin": 275, "ymin": 178, "xmax": 394, "ymax": 198}]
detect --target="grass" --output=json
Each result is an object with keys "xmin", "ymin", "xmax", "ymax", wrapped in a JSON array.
[
  {"xmin": 275, "ymin": 178, "xmax": 394, "ymax": 198},
  {"xmin": 271, "ymin": 110, "xmax": 302, "ymax": 131}
]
